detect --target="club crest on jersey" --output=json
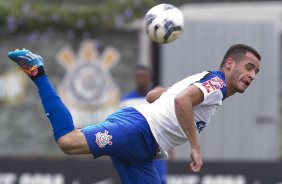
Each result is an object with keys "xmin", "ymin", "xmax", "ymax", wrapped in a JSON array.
[
  {"xmin": 196, "ymin": 121, "xmax": 207, "ymax": 133},
  {"xmin": 95, "ymin": 130, "xmax": 113, "ymax": 148},
  {"xmin": 202, "ymin": 76, "xmax": 225, "ymax": 93}
]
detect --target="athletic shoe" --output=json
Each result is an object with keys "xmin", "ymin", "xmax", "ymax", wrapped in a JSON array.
[{"xmin": 8, "ymin": 49, "xmax": 44, "ymax": 76}]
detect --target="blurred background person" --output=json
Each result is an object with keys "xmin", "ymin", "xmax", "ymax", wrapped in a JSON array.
[
  {"xmin": 120, "ymin": 64, "xmax": 172, "ymax": 184},
  {"xmin": 120, "ymin": 65, "xmax": 153, "ymax": 107}
]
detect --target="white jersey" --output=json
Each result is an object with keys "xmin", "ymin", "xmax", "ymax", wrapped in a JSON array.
[{"xmin": 133, "ymin": 71, "xmax": 226, "ymax": 152}]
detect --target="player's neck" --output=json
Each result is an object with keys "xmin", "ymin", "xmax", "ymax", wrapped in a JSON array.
[
  {"xmin": 221, "ymin": 69, "xmax": 236, "ymax": 98},
  {"xmin": 136, "ymin": 87, "xmax": 150, "ymax": 95}
]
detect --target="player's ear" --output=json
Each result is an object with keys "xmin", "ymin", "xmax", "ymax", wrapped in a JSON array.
[{"xmin": 225, "ymin": 58, "xmax": 235, "ymax": 70}]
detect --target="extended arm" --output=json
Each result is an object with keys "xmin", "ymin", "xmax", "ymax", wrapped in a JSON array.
[
  {"xmin": 174, "ymin": 85, "xmax": 204, "ymax": 172},
  {"xmin": 146, "ymin": 86, "xmax": 168, "ymax": 103}
]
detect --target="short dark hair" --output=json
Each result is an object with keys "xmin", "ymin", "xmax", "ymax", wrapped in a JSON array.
[
  {"xmin": 135, "ymin": 64, "xmax": 152, "ymax": 75},
  {"xmin": 220, "ymin": 44, "xmax": 261, "ymax": 69}
]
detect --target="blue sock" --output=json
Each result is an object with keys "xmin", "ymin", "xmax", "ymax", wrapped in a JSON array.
[{"xmin": 34, "ymin": 75, "xmax": 75, "ymax": 141}]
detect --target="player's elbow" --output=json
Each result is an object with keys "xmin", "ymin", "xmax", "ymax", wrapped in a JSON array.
[
  {"xmin": 146, "ymin": 91, "xmax": 155, "ymax": 103},
  {"xmin": 146, "ymin": 86, "xmax": 167, "ymax": 103}
]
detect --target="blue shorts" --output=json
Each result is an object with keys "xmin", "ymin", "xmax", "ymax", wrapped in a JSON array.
[
  {"xmin": 81, "ymin": 107, "xmax": 162, "ymax": 184},
  {"xmin": 153, "ymin": 159, "xmax": 167, "ymax": 184}
]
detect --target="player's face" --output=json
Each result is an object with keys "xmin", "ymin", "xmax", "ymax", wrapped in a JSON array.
[
  {"xmin": 135, "ymin": 69, "xmax": 152, "ymax": 89},
  {"xmin": 229, "ymin": 52, "xmax": 260, "ymax": 93}
]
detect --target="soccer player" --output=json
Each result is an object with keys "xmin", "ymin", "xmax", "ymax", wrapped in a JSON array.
[
  {"xmin": 7, "ymin": 44, "xmax": 260, "ymax": 184},
  {"xmin": 120, "ymin": 64, "xmax": 169, "ymax": 184}
]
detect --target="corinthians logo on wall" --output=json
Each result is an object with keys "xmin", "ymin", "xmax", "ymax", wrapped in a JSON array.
[{"xmin": 56, "ymin": 39, "xmax": 120, "ymax": 127}]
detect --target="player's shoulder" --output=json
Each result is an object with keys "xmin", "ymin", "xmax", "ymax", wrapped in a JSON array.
[
  {"xmin": 198, "ymin": 70, "xmax": 225, "ymax": 83},
  {"xmin": 194, "ymin": 70, "xmax": 227, "ymax": 100},
  {"xmin": 121, "ymin": 90, "xmax": 142, "ymax": 101}
]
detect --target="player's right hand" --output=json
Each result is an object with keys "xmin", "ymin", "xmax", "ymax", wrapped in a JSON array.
[{"xmin": 190, "ymin": 147, "xmax": 203, "ymax": 172}]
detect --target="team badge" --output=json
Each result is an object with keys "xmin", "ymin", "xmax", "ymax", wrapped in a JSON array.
[
  {"xmin": 95, "ymin": 130, "xmax": 113, "ymax": 148},
  {"xmin": 196, "ymin": 121, "xmax": 207, "ymax": 133},
  {"xmin": 56, "ymin": 39, "xmax": 120, "ymax": 127}
]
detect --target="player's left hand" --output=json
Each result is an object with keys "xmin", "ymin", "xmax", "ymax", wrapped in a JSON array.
[{"xmin": 190, "ymin": 147, "xmax": 203, "ymax": 172}]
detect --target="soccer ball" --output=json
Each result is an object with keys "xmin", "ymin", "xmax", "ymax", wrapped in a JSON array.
[{"xmin": 144, "ymin": 4, "xmax": 184, "ymax": 44}]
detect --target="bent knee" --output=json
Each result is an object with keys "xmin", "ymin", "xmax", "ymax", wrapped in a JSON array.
[
  {"xmin": 56, "ymin": 130, "xmax": 90, "ymax": 155},
  {"xmin": 57, "ymin": 135, "xmax": 77, "ymax": 155}
]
